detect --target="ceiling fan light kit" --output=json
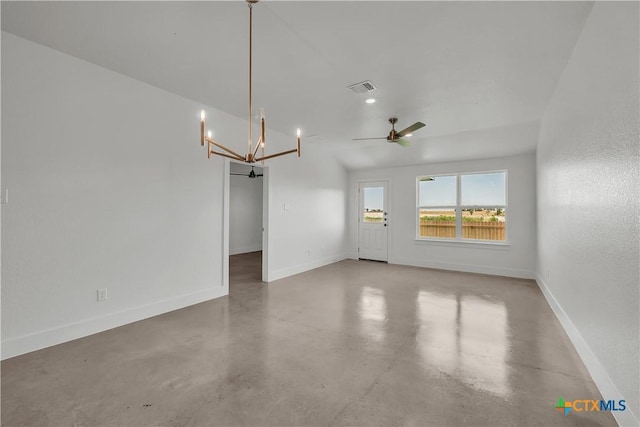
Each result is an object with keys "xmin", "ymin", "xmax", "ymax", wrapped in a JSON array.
[{"xmin": 199, "ymin": 0, "xmax": 301, "ymax": 164}]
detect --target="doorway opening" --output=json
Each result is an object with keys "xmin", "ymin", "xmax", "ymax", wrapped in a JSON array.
[{"xmin": 226, "ymin": 161, "xmax": 268, "ymax": 292}]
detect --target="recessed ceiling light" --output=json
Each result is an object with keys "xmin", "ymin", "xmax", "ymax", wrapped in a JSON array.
[{"xmin": 365, "ymin": 98, "xmax": 376, "ymax": 104}]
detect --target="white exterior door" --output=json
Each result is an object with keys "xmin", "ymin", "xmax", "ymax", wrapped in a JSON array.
[{"xmin": 358, "ymin": 181, "xmax": 388, "ymax": 262}]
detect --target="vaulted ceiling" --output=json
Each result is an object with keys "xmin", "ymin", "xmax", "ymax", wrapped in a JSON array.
[{"xmin": 2, "ymin": 1, "xmax": 594, "ymax": 170}]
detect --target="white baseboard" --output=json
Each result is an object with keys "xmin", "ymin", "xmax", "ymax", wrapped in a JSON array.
[
  {"xmin": 267, "ymin": 253, "xmax": 348, "ymax": 282},
  {"xmin": 229, "ymin": 245, "xmax": 262, "ymax": 256},
  {"xmin": 388, "ymin": 257, "xmax": 535, "ymax": 279},
  {"xmin": 536, "ymin": 275, "xmax": 639, "ymax": 427},
  {"xmin": 1, "ymin": 287, "xmax": 225, "ymax": 361}
]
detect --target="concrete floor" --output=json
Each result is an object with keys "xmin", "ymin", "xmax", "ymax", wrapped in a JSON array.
[{"xmin": 2, "ymin": 253, "xmax": 615, "ymax": 426}]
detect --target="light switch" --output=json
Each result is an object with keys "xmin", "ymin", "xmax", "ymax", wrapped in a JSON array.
[{"xmin": 284, "ymin": 203, "xmax": 289, "ymax": 211}]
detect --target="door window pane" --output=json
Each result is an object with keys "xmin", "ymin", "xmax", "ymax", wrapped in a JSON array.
[{"xmin": 363, "ymin": 187, "xmax": 384, "ymax": 223}]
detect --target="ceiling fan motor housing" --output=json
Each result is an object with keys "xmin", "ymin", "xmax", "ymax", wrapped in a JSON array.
[{"xmin": 388, "ymin": 117, "xmax": 398, "ymax": 141}]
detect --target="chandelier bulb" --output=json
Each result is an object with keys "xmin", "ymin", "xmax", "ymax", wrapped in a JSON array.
[{"xmin": 200, "ymin": 110, "xmax": 205, "ymax": 121}]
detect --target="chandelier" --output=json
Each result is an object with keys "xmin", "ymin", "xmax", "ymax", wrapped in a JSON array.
[{"xmin": 199, "ymin": 0, "xmax": 301, "ymax": 164}]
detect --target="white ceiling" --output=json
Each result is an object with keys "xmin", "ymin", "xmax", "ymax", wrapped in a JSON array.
[{"xmin": 2, "ymin": 1, "xmax": 594, "ymax": 170}]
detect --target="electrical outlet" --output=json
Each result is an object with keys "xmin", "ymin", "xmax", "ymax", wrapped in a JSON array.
[
  {"xmin": 97, "ymin": 288, "xmax": 108, "ymax": 302},
  {"xmin": 1, "ymin": 189, "xmax": 8, "ymax": 205}
]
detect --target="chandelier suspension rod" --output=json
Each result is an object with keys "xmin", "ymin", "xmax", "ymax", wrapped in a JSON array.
[{"xmin": 248, "ymin": 2, "xmax": 253, "ymax": 156}]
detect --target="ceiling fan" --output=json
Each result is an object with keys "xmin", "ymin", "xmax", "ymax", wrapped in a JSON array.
[
  {"xmin": 353, "ymin": 117, "xmax": 426, "ymax": 146},
  {"xmin": 230, "ymin": 166, "xmax": 263, "ymax": 179}
]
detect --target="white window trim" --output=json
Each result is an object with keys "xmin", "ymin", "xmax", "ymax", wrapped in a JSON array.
[{"xmin": 416, "ymin": 170, "xmax": 508, "ymax": 245}]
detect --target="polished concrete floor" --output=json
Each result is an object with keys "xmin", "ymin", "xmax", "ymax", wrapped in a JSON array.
[{"xmin": 2, "ymin": 252, "xmax": 615, "ymax": 426}]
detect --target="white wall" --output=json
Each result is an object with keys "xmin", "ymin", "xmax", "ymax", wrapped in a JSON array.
[
  {"xmin": 1, "ymin": 32, "xmax": 349, "ymax": 358},
  {"xmin": 229, "ymin": 172, "xmax": 263, "ymax": 255},
  {"xmin": 0, "ymin": 32, "xmax": 228, "ymax": 358},
  {"xmin": 348, "ymin": 153, "xmax": 536, "ymax": 279},
  {"xmin": 265, "ymin": 144, "xmax": 349, "ymax": 282},
  {"xmin": 536, "ymin": 3, "xmax": 639, "ymax": 425}
]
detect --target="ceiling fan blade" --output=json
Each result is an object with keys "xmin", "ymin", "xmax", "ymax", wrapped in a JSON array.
[
  {"xmin": 256, "ymin": 174, "xmax": 264, "ymax": 177},
  {"xmin": 397, "ymin": 122, "xmax": 426, "ymax": 137},
  {"xmin": 394, "ymin": 138, "xmax": 411, "ymax": 147},
  {"xmin": 352, "ymin": 137, "xmax": 387, "ymax": 141},
  {"xmin": 230, "ymin": 173, "xmax": 246, "ymax": 176}
]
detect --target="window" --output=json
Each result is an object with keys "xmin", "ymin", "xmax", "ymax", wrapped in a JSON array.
[
  {"xmin": 417, "ymin": 171, "xmax": 507, "ymax": 242},
  {"xmin": 362, "ymin": 186, "xmax": 384, "ymax": 223}
]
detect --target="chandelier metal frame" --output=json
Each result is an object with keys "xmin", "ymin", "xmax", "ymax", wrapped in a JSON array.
[{"xmin": 199, "ymin": 0, "xmax": 301, "ymax": 164}]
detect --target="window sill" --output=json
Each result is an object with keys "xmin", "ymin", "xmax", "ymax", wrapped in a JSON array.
[{"xmin": 414, "ymin": 238, "xmax": 511, "ymax": 250}]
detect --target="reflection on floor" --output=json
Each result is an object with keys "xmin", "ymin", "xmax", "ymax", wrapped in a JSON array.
[{"xmin": 1, "ymin": 259, "xmax": 617, "ymax": 426}]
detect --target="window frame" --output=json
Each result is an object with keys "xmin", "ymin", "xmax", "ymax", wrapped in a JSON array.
[{"xmin": 416, "ymin": 170, "xmax": 508, "ymax": 244}]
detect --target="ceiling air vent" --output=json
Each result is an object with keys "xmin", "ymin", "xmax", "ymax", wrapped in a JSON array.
[{"xmin": 346, "ymin": 80, "xmax": 377, "ymax": 94}]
